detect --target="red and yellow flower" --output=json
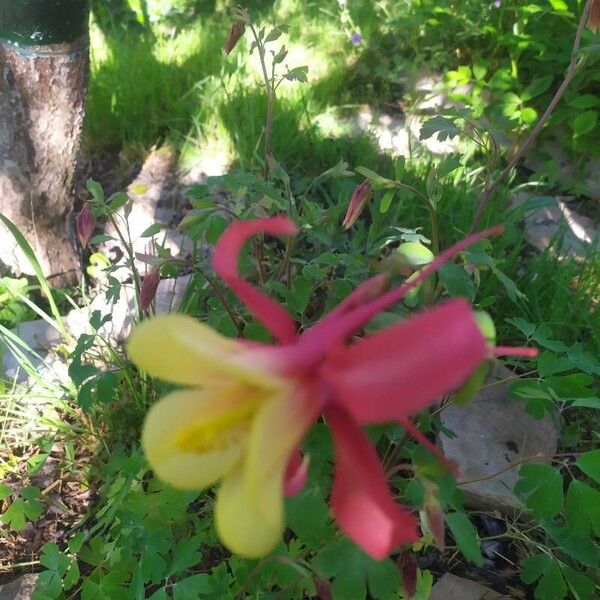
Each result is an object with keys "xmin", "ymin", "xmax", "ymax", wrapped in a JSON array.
[{"xmin": 128, "ymin": 217, "xmax": 534, "ymax": 559}]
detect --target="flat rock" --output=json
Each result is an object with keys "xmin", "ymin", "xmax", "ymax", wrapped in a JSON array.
[
  {"xmin": 0, "ymin": 573, "xmax": 39, "ymax": 599},
  {"xmin": 513, "ymin": 193, "xmax": 599, "ymax": 259},
  {"xmin": 430, "ymin": 574, "xmax": 511, "ymax": 600},
  {"xmin": 438, "ymin": 365, "xmax": 559, "ymax": 514}
]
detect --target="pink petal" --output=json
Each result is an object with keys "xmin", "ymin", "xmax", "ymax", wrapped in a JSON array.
[
  {"xmin": 321, "ymin": 299, "xmax": 488, "ymax": 423},
  {"xmin": 213, "ymin": 217, "xmax": 298, "ymax": 343},
  {"xmin": 326, "ymin": 404, "xmax": 418, "ymax": 559},
  {"xmin": 300, "ymin": 226, "xmax": 503, "ymax": 351},
  {"xmin": 283, "ymin": 449, "xmax": 309, "ymax": 497}
]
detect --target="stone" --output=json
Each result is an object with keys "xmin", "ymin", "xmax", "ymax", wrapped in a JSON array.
[
  {"xmin": 513, "ymin": 193, "xmax": 599, "ymax": 259},
  {"xmin": 430, "ymin": 573, "xmax": 511, "ymax": 600},
  {"xmin": 438, "ymin": 365, "xmax": 559, "ymax": 514},
  {"xmin": 1, "ymin": 319, "xmax": 67, "ymax": 383},
  {"xmin": 0, "ymin": 573, "xmax": 39, "ymax": 600}
]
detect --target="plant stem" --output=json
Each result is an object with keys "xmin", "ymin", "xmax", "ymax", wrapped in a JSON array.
[
  {"xmin": 249, "ymin": 22, "xmax": 274, "ymax": 179},
  {"xmin": 470, "ymin": 0, "xmax": 594, "ymax": 231}
]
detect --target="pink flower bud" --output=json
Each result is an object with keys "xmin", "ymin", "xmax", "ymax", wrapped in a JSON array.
[
  {"xmin": 223, "ymin": 21, "xmax": 246, "ymax": 54},
  {"xmin": 589, "ymin": 0, "xmax": 600, "ymax": 31},
  {"xmin": 314, "ymin": 578, "xmax": 332, "ymax": 600},
  {"xmin": 140, "ymin": 267, "xmax": 161, "ymax": 311},
  {"xmin": 397, "ymin": 550, "xmax": 417, "ymax": 599},
  {"xmin": 342, "ymin": 180, "xmax": 372, "ymax": 229},
  {"xmin": 76, "ymin": 204, "xmax": 96, "ymax": 248},
  {"xmin": 423, "ymin": 483, "xmax": 445, "ymax": 551}
]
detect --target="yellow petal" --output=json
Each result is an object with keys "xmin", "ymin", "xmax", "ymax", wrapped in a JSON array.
[
  {"xmin": 142, "ymin": 387, "xmax": 261, "ymax": 490},
  {"xmin": 244, "ymin": 388, "xmax": 319, "ymax": 528},
  {"xmin": 128, "ymin": 314, "xmax": 280, "ymax": 388},
  {"xmin": 215, "ymin": 464, "xmax": 284, "ymax": 558}
]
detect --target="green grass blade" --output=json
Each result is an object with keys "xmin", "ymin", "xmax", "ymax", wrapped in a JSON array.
[{"xmin": 0, "ymin": 213, "xmax": 70, "ymax": 341}]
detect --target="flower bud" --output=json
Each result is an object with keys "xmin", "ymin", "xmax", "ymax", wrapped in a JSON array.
[
  {"xmin": 589, "ymin": 0, "xmax": 600, "ymax": 31},
  {"xmin": 76, "ymin": 203, "xmax": 96, "ymax": 248},
  {"xmin": 140, "ymin": 267, "xmax": 161, "ymax": 311},
  {"xmin": 342, "ymin": 180, "xmax": 372, "ymax": 229},
  {"xmin": 314, "ymin": 578, "xmax": 333, "ymax": 600},
  {"xmin": 396, "ymin": 550, "xmax": 417, "ymax": 599},
  {"xmin": 474, "ymin": 310, "xmax": 496, "ymax": 347},
  {"xmin": 422, "ymin": 485, "xmax": 445, "ymax": 551},
  {"xmin": 223, "ymin": 21, "xmax": 246, "ymax": 55}
]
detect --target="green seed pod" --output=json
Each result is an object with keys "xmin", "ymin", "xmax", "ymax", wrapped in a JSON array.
[
  {"xmin": 396, "ymin": 242, "xmax": 434, "ymax": 269},
  {"xmin": 474, "ymin": 310, "xmax": 496, "ymax": 347}
]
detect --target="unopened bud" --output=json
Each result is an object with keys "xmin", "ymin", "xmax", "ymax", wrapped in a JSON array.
[
  {"xmin": 314, "ymin": 578, "xmax": 332, "ymax": 600},
  {"xmin": 396, "ymin": 550, "xmax": 417, "ymax": 599},
  {"xmin": 342, "ymin": 180, "xmax": 372, "ymax": 229},
  {"xmin": 223, "ymin": 21, "xmax": 246, "ymax": 54},
  {"xmin": 140, "ymin": 267, "xmax": 161, "ymax": 311},
  {"xmin": 76, "ymin": 204, "xmax": 96, "ymax": 248},
  {"xmin": 474, "ymin": 310, "xmax": 496, "ymax": 347},
  {"xmin": 423, "ymin": 482, "xmax": 446, "ymax": 551}
]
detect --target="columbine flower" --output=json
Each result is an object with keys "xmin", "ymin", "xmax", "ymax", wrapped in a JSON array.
[
  {"xmin": 76, "ymin": 203, "xmax": 95, "ymax": 248},
  {"xmin": 589, "ymin": 0, "xmax": 600, "ymax": 32},
  {"xmin": 128, "ymin": 217, "xmax": 535, "ymax": 559},
  {"xmin": 223, "ymin": 20, "xmax": 246, "ymax": 55},
  {"xmin": 342, "ymin": 180, "xmax": 372, "ymax": 229}
]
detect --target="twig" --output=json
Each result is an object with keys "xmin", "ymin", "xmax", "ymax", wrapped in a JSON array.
[{"xmin": 470, "ymin": 0, "xmax": 594, "ymax": 231}]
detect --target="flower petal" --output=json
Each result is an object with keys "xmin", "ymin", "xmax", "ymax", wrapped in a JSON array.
[
  {"xmin": 128, "ymin": 314, "xmax": 280, "ymax": 388},
  {"xmin": 321, "ymin": 299, "xmax": 488, "ymax": 423},
  {"xmin": 142, "ymin": 387, "xmax": 262, "ymax": 490},
  {"xmin": 244, "ymin": 385, "xmax": 320, "ymax": 527},
  {"xmin": 215, "ymin": 464, "xmax": 283, "ymax": 558},
  {"xmin": 326, "ymin": 404, "xmax": 418, "ymax": 559},
  {"xmin": 300, "ymin": 226, "xmax": 503, "ymax": 351},
  {"xmin": 216, "ymin": 386, "xmax": 320, "ymax": 558},
  {"xmin": 283, "ymin": 449, "xmax": 309, "ymax": 497},
  {"xmin": 213, "ymin": 217, "xmax": 298, "ymax": 343}
]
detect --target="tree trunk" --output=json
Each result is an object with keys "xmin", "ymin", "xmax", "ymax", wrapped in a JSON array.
[{"xmin": 0, "ymin": 1, "xmax": 89, "ymax": 286}]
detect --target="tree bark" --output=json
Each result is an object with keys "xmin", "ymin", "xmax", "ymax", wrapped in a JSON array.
[{"xmin": 0, "ymin": 3, "xmax": 89, "ymax": 287}]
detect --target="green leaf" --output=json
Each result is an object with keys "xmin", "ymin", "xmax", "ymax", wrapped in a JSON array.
[
  {"xmin": 169, "ymin": 536, "xmax": 203, "ymax": 576},
  {"xmin": 0, "ymin": 214, "xmax": 68, "ymax": 339},
  {"xmin": 492, "ymin": 267, "xmax": 526, "ymax": 302},
  {"xmin": 2, "ymin": 497, "xmax": 43, "ymax": 531},
  {"xmin": 140, "ymin": 223, "xmax": 162, "ymax": 238},
  {"xmin": 446, "ymin": 512, "xmax": 482, "ymax": 565},
  {"xmin": 525, "ymin": 75, "xmax": 554, "ymax": 99},
  {"xmin": 566, "ymin": 480, "xmax": 600, "ymax": 537},
  {"xmin": 379, "ymin": 190, "xmax": 395, "ymax": 214},
  {"xmin": 577, "ymin": 449, "xmax": 600, "ymax": 485},
  {"xmin": 68, "ymin": 532, "xmax": 85, "ymax": 554},
  {"xmin": 366, "ymin": 558, "xmax": 401, "ymax": 600},
  {"xmin": 572, "ymin": 111, "xmax": 598, "ymax": 137},
  {"xmin": 89, "ymin": 234, "xmax": 115, "ymax": 244},
  {"xmin": 107, "ymin": 192, "xmax": 129, "ymax": 213},
  {"xmin": 172, "ymin": 574, "xmax": 212, "ymax": 600},
  {"xmin": 562, "ymin": 564, "xmax": 596, "ymax": 600},
  {"xmin": 567, "ymin": 94, "xmax": 600, "ymax": 109},
  {"xmin": 265, "ymin": 25, "xmax": 284, "ymax": 43},
  {"xmin": 514, "ymin": 464, "xmax": 563, "ymax": 519},
  {"xmin": 86, "ymin": 178, "xmax": 105, "ymax": 203},
  {"xmin": 420, "ymin": 116, "xmax": 459, "ymax": 141},
  {"xmin": 0, "ymin": 484, "xmax": 12, "ymax": 501},
  {"xmin": 287, "ymin": 486, "xmax": 332, "ymax": 544},
  {"xmin": 438, "ymin": 263, "xmax": 476, "ymax": 300}
]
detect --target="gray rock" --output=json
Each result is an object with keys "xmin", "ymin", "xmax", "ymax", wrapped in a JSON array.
[
  {"xmin": 0, "ymin": 573, "xmax": 39, "ymax": 600},
  {"xmin": 513, "ymin": 193, "xmax": 599, "ymax": 259},
  {"xmin": 438, "ymin": 365, "xmax": 559, "ymax": 514},
  {"xmin": 430, "ymin": 573, "xmax": 511, "ymax": 600}
]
